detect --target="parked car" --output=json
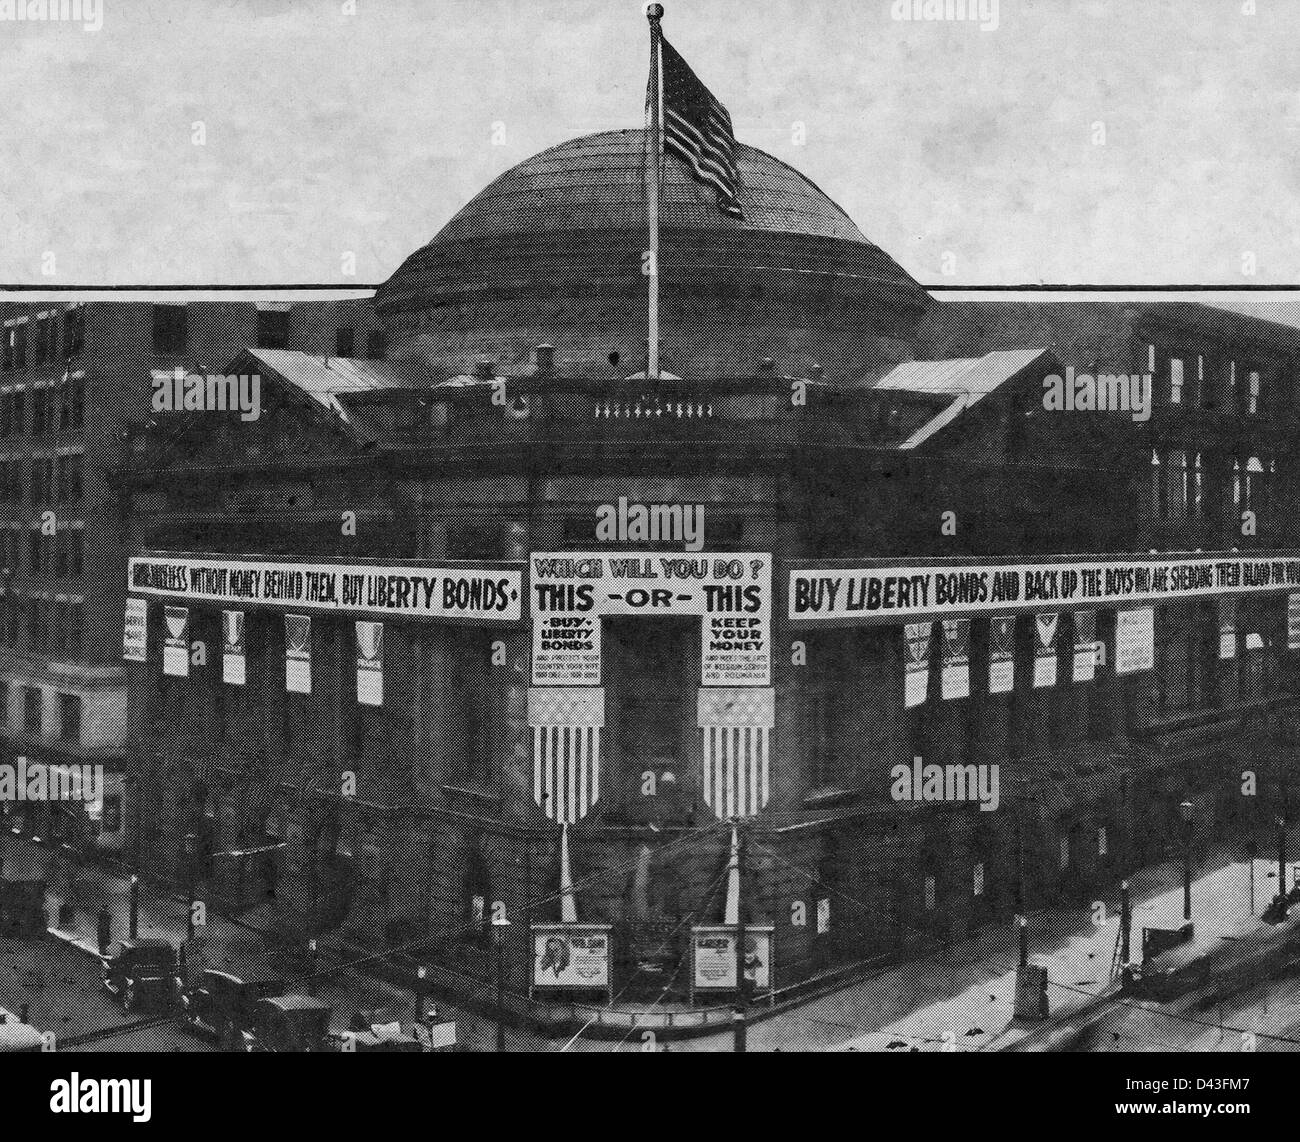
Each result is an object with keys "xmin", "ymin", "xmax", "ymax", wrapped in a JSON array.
[
  {"xmin": 336, "ymin": 1026, "xmax": 424, "ymax": 1052},
  {"xmin": 0, "ymin": 1007, "xmax": 44, "ymax": 1053},
  {"xmin": 177, "ymin": 968, "xmax": 285, "ymax": 1050},
  {"xmin": 101, "ymin": 938, "xmax": 179, "ymax": 1013},
  {"xmin": 241, "ymin": 996, "xmax": 333, "ymax": 1053}
]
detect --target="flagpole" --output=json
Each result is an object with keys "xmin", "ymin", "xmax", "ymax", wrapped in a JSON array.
[{"xmin": 646, "ymin": 3, "xmax": 664, "ymax": 382}]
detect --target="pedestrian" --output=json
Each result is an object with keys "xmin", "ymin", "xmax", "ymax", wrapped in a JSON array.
[{"xmin": 97, "ymin": 903, "xmax": 113, "ymax": 956}]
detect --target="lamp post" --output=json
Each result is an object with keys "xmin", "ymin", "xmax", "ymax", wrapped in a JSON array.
[
  {"xmin": 128, "ymin": 874, "xmax": 139, "ymax": 941},
  {"xmin": 184, "ymin": 832, "xmax": 197, "ymax": 943},
  {"xmin": 1277, "ymin": 816, "xmax": 1288, "ymax": 920},
  {"xmin": 492, "ymin": 911, "xmax": 511, "ymax": 1053},
  {"xmin": 1179, "ymin": 800, "xmax": 1193, "ymax": 924}
]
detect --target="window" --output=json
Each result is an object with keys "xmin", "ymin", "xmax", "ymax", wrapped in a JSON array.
[
  {"xmin": 256, "ymin": 308, "xmax": 289, "ymax": 350},
  {"xmin": 68, "ymin": 374, "xmax": 83, "ymax": 429},
  {"xmin": 23, "ymin": 686, "xmax": 41, "ymax": 735},
  {"xmin": 1248, "ymin": 370, "xmax": 1261, "ymax": 415},
  {"xmin": 1098, "ymin": 826, "xmax": 1108, "ymax": 856},
  {"xmin": 152, "ymin": 305, "xmax": 187, "ymax": 354},
  {"xmin": 973, "ymin": 862, "xmax": 985, "ymax": 897},
  {"xmin": 63, "ymin": 306, "xmax": 84, "ymax": 359},
  {"xmin": 68, "ymin": 530, "xmax": 82, "ymax": 577},
  {"xmin": 924, "ymin": 875, "xmax": 937, "ymax": 911},
  {"xmin": 335, "ymin": 327, "xmax": 355, "ymax": 358},
  {"xmin": 365, "ymin": 329, "xmax": 387, "ymax": 360},
  {"xmin": 1169, "ymin": 358, "xmax": 1183, "ymax": 405},
  {"xmin": 1058, "ymin": 834, "xmax": 1070, "ymax": 870},
  {"xmin": 57, "ymin": 694, "xmax": 80, "ymax": 744}
]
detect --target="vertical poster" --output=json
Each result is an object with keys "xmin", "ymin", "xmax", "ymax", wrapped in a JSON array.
[
  {"xmin": 1219, "ymin": 596, "xmax": 1237, "ymax": 660},
  {"xmin": 989, "ymin": 615, "xmax": 1015, "ymax": 694},
  {"xmin": 285, "ymin": 613, "xmax": 311, "ymax": 694},
  {"xmin": 816, "ymin": 898, "xmax": 830, "ymax": 935},
  {"xmin": 356, "ymin": 621, "xmax": 383, "ymax": 706},
  {"xmin": 1034, "ymin": 613, "xmax": 1059, "ymax": 688},
  {"xmin": 163, "ymin": 606, "xmax": 189, "ymax": 677},
  {"xmin": 123, "ymin": 597, "xmax": 147, "ymax": 662},
  {"xmin": 1073, "ymin": 609, "xmax": 1097, "ymax": 682},
  {"xmin": 941, "ymin": 618, "xmax": 970, "ymax": 700},
  {"xmin": 904, "ymin": 622, "xmax": 932, "ymax": 709},
  {"xmin": 1115, "ymin": 608, "xmax": 1155, "ymax": 674},
  {"xmin": 222, "ymin": 610, "xmax": 245, "ymax": 685},
  {"xmin": 1290, "ymin": 593, "xmax": 1300, "ymax": 651}
]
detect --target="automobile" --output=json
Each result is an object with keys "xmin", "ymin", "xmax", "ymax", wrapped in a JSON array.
[
  {"xmin": 336, "ymin": 1025, "xmax": 425, "ymax": 1053},
  {"xmin": 241, "ymin": 995, "xmax": 333, "ymax": 1053},
  {"xmin": 177, "ymin": 968, "xmax": 285, "ymax": 1050},
  {"xmin": 101, "ymin": 938, "xmax": 179, "ymax": 1014},
  {"xmin": 0, "ymin": 1007, "xmax": 44, "ymax": 1053}
]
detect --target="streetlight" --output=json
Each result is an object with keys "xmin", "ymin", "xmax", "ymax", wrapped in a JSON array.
[
  {"xmin": 1179, "ymin": 800, "xmax": 1193, "ymax": 924},
  {"xmin": 492, "ymin": 911, "xmax": 511, "ymax": 1053},
  {"xmin": 184, "ymin": 832, "xmax": 197, "ymax": 943},
  {"xmin": 128, "ymin": 874, "xmax": 139, "ymax": 941},
  {"xmin": 1277, "ymin": 816, "xmax": 1288, "ymax": 920}
]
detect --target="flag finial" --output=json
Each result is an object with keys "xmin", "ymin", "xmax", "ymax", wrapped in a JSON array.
[{"xmin": 645, "ymin": 3, "xmax": 664, "ymax": 21}]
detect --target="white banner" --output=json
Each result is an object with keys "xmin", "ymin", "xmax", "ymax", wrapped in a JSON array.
[
  {"xmin": 530, "ymin": 553, "xmax": 771, "ymax": 687},
  {"xmin": 1073, "ymin": 609, "xmax": 1097, "ymax": 683},
  {"xmin": 356, "ymin": 621, "xmax": 383, "ymax": 706},
  {"xmin": 989, "ymin": 615, "xmax": 1015, "ymax": 694},
  {"xmin": 1115, "ymin": 608, "xmax": 1155, "ymax": 674},
  {"xmin": 1219, "ymin": 597, "xmax": 1237, "ymax": 660},
  {"xmin": 129, "ymin": 554, "xmax": 522, "ymax": 622},
  {"xmin": 904, "ymin": 622, "xmax": 932, "ymax": 708},
  {"xmin": 1034, "ymin": 613, "xmax": 1058, "ymax": 688},
  {"xmin": 222, "ymin": 610, "xmax": 245, "ymax": 685},
  {"xmin": 123, "ymin": 597, "xmax": 147, "ymax": 662},
  {"xmin": 941, "ymin": 618, "xmax": 970, "ymax": 700},
  {"xmin": 532, "ymin": 925, "xmax": 611, "ymax": 988},
  {"xmin": 790, "ymin": 552, "xmax": 1300, "ymax": 623},
  {"xmin": 163, "ymin": 606, "xmax": 189, "ymax": 676},
  {"xmin": 285, "ymin": 614, "xmax": 311, "ymax": 694}
]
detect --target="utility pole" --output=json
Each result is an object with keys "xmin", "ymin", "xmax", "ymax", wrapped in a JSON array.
[
  {"xmin": 733, "ymin": 820, "xmax": 748, "ymax": 1054},
  {"xmin": 1119, "ymin": 879, "xmax": 1130, "ymax": 968},
  {"xmin": 1277, "ymin": 816, "xmax": 1288, "ymax": 919}
]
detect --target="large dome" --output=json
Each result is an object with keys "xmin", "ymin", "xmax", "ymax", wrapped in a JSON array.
[{"xmin": 376, "ymin": 130, "xmax": 929, "ymax": 381}]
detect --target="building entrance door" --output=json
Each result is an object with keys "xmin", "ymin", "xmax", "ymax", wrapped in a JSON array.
[{"xmin": 604, "ymin": 617, "xmax": 697, "ymax": 998}]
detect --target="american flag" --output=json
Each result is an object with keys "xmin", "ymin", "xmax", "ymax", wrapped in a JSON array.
[
  {"xmin": 657, "ymin": 35, "xmax": 745, "ymax": 220},
  {"xmin": 698, "ymin": 688, "xmax": 774, "ymax": 819},
  {"xmin": 529, "ymin": 688, "xmax": 604, "ymax": 826}
]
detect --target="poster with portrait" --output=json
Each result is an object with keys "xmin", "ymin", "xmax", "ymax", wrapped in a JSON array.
[
  {"xmin": 904, "ymin": 622, "xmax": 932, "ymax": 709},
  {"xmin": 531, "ymin": 925, "xmax": 611, "ymax": 989}
]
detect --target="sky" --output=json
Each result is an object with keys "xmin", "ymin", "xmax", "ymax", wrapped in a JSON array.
[{"xmin": 2, "ymin": 0, "xmax": 1300, "ymax": 308}]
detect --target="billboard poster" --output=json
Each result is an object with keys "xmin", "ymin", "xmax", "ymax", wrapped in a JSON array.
[
  {"xmin": 222, "ymin": 610, "xmax": 245, "ymax": 685},
  {"xmin": 531, "ymin": 925, "xmax": 611, "ymax": 988},
  {"xmin": 988, "ymin": 615, "xmax": 1014, "ymax": 694},
  {"xmin": 1072, "ymin": 609, "xmax": 1097, "ymax": 683},
  {"xmin": 1033, "ymin": 612, "xmax": 1058, "ymax": 688},
  {"xmin": 789, "ymin": 551, "xmax": 1300, "ymax": 624},
  {"xmin": 940, "ymin": 618, "xmax": 969, "ymax": 700},
  {"xmin": 356, "ymin": 621, "xmax": 383, "ymax": 706},
  {"xmin": 692, "ymin": 926, "xmax": 773, "ymax": 992},
  {"xmin": 1115, "ymin": 608, "xmax": 1155, "ymax": 674},
  {"xmin": 128, "ymin": 554, "xmax": 522, "ymax": 623},
  {"xmin": 123, "ymin": 597, "xmax": 147, "ymax": 662},
  {"xmin": 285, "ymin": 613, "xmax": 311, "ymax": 694},
  {"xmin": 163, "ymin": 606, "xmax": 189, "ymax": 677},
  {"xmin": 1290, "ymin": 593, "xmax": 1300, "ymax": 651},
  {"xmin": 529, "ymin": 553, "xmax": 771, "ymax": 687},
  {"xmin": 903, "ymin": 622, "xmax": 932, "ymax": 708}
]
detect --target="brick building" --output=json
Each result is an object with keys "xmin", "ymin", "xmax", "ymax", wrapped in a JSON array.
[{"xmin": 117, "ymin": 133, "xmax": 1300, "ymax": 1007}]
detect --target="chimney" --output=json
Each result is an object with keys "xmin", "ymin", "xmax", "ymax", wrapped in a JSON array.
[
  {"xmin": 534, "ymin": 344, "xmax": 555, "ymax": 377},
  {"xmin": 474, "ymin": 359, "xmax": 494, "ymax": 380}
]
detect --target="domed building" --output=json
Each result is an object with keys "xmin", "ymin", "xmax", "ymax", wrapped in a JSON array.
[
  {"xmin": 376, "ymin": 130, "xmax": 929, "ymax": 383},
  {"xmin": 121, "ymin": 109, "xmax": 1300, "ymax": 1035}
]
